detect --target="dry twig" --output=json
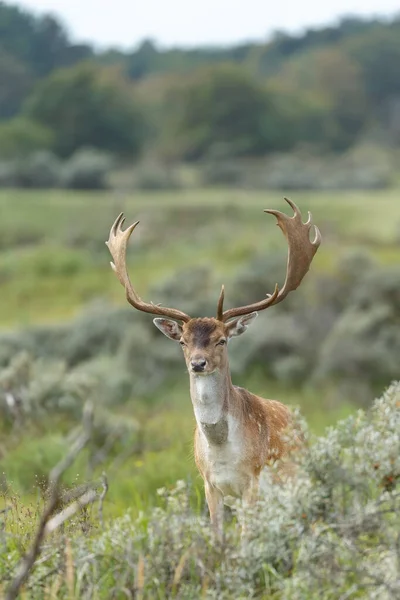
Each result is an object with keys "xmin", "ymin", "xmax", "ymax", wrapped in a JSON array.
[{"xmin": 5, "ymin": 402, "xmax": 94, "ymax": 600}]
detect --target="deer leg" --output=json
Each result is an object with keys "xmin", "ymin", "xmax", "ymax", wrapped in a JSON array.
[
  {"xmin": 241, "ymin": 476, "xmax": 259, "ymax": 538},
  {"xmin": 204, "ymin": 481, "xmax": 224, "ymax": 539}
]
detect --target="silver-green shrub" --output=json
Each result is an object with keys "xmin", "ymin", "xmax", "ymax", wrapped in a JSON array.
[{"xmin": 2, "ymin": 382, "xmax": 398, "ymax": 598}]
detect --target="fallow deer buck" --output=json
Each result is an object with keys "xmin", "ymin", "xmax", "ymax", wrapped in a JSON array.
[{"xmin": 106, "ymin": 198, "xmax": 321, "ymax": 534}]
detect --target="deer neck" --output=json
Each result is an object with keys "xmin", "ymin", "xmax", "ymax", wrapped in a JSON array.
[{"xmin": 189, "ymin": 367, "xmax": 233, "ymax": 445}]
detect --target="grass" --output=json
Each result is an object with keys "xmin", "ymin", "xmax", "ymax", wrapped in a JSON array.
[
  {"xmin": 0, "ymin": 372, "xmax": 355, "ymax": 520},
  {"xmin": 0, "ymin": 188, "xmax": 398, "ymax": 327},
  {"xmin": 0, "ymin": 187, "xmax": 398, "ymax": 520}
]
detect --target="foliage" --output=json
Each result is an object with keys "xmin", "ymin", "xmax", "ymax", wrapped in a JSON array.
[
  {"xmin": 0, "ymin": 187, "xmax": 396, "ymax": 463},
  {"xmin": 24, "ymin": 63, "xmax": 146, "ymax": 158},
  {"xmin": 0, "ymin": 51, "xmax": 33, "ymax": 119},
  {"xmin": 346, "ymin": 20, "xmax": 400, "ymax": 105},
  {"xmin": 162, "ymin": 64, "xmax": 295, "ymax": 160},
  {"xmin": 0, "ymin": 148, "xmax": 113, "ymax": 189},
  {"xmin": 10, "ymin": 150, "xmax": 61, "ymax": 188},
  {"xmin": 1, "ymin": 4, "xmax": 400, "ymax": 163},
  {"xmin": 316, "ymin": 266, "xmax": 400, "ymax": 396},
  {"xmin": 0, "ymin": 247, "xmax": 397, "ymax": 414},
  {"xmin": 0, "ymin": 2, "xmax": 91, "ymax": 77},
  {"xmin": 1, "ymin": 382, "xmax": 399, "ymax": 598},
  {"xmin": 0, "ymin": 117, "xmax": 54, "ymax": 160},
  {"xmin": 131, "ymin": 160, "xmax": 183, "ymax": 190},
  {"xmin": 0, "ymin": 351, "xmax": 97, "ymax": 422},
  {"xmin": 201, "ymin": 144, "xmax": 393, "ymax": 190},
  {"xmin": 60, "ymin": 148, "xmax": 113, "ymax": 190},
  {"xmin": 0, "ymin": 187, "xmax": 398, "ymax": 578}
]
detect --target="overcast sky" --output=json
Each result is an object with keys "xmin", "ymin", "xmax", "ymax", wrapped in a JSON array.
[{"xmin": 17, "ymin": 0, "xmax": 400, "ymax": 49}]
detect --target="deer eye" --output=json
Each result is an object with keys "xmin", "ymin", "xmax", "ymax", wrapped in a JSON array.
[
  {"xmin": 179, "ymin": 340, "xmax": 186, "ymax": 347},
  {"xmin": 216, "ymin": 339, "xmax": 226, "ymax": 346}
]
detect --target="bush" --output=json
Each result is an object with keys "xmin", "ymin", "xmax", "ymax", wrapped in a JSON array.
[
  {"xmin": 60, "ymin": 148, "xmax": 113, "ymax": 190},
  {"xmin": 0, "ymin": 251, "xmax": 395, "ymax": 405},
  {"xmin": 201, "ymin": 159, "xmax": 247, "ymax": 186},
  {"xmin": 0, "ymin": 151, "xmax": 61, "ymax": 189},
  {"xmin": 133, "ymin": 161, "xmax": 183, "ymax": 190},
  {"xmin": 200, "ymin": 146, "xmax": 393, "ymax": 190},
  {"xmin": 316, "ymin": 266, "xmax": 400, "ymax": 391},
  {"xmin": 0, "ymin": 160, "xmax": 18, "ymax": 187},
  {"xmin": 0, "ymin": 148, "xmax": 112, "ymax": 190},
  {"xmin": 0, "ymin": 351, "xmax": 98, "ymax": 424},
  {"xmin": 13, "ymin": 150, "xmax": 62, "ymax": 188},
  {"xmin": 0, "ymin": 301, "xmax": 183, "ymax": 409},
  {"xmin": 2, "ymin": 382, "xmax": 399, "ymax": 598}
]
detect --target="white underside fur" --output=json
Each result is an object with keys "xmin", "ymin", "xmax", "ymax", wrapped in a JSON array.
[
  {"xmin": 191, "ymin": 373, "xmax": 223, "ymax": 424},
  {"xmin": 191, "ymin": 373, "xmax": 248, "ymax": 497}
]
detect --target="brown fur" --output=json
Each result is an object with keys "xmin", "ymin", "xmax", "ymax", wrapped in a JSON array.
[
  {"xmin": 108, "ymin": 200, "xmax": 320, "ymax": 535},
  {"xmin": 154, "ymin": 316, "xmax": 301, "ymax": 534}
]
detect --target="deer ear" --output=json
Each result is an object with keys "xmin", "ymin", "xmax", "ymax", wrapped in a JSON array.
[
  {"xmin": 225, "ymin": 312, "xmax": 258, "ymax": 338},
  {"xmin": 153, "ymin": 318, "xmax": 183, "ymax": 341}
]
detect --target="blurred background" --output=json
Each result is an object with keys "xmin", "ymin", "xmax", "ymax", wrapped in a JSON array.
[{"xmin": 0, "ymin": 0, "xmax": 399, "ymax": 516}]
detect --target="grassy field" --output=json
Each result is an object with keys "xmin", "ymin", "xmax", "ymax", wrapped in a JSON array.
[
  {"xmin": 0, "ymin": 188, "xmax": 399, "ymax": 327},
  {"xmin": 0, "ymin": 188, "xmax": 399, "ymax": 518}
]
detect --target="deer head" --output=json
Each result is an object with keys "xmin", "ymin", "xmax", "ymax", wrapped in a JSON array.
[
  {"xmin": 152, "ymin": 313, "xmax": 258, "ymax": 375},
  {"xmin": 106, "ymin": 198, "xmax": 321, "ymax": 375}
]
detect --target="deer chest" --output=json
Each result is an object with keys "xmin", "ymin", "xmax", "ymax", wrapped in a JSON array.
[{"xmin": 198, "ymin": 416, "xmax": 250, "ymax": 497}]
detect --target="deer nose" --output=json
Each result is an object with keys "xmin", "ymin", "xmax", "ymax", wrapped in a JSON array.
[{"xmin": 191, "ymin": 358, "xmax": 207, "ymax": 372}]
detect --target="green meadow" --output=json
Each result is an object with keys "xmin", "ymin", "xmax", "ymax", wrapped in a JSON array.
[
  {"xmin": 0, "ymin": 188, "xmax": 399, "ymax": 517},
  {"xmin": 0, "ymin": 188, "xmax": 398, "ymax": 326}
]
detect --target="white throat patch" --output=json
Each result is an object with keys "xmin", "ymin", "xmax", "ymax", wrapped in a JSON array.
[{"xmin": 191, "ymin": 373, "xmax": 223, "ymax": 425}]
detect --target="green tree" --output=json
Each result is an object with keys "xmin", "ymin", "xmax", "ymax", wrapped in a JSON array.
[
  {"xmin": 345, "ymin": 21, "xmax": 400, "ymax": 105},
  {"xmin": 0, "ymin": 51, "xmax": 33, "ymax": 118},
  {"xmin": 24, "ymin": 63, "xmax": 147, "ymax": 157},
  {"xmin": 0, "ymin": 116, "xmax": 54, "ymax": 158},
  {"xmin": 0, "ymin": 2, "xmax": 35, "ymax": 67},
  {"xmin": 271, "ymin": 48, "xmax": 368, "ymax": 150},
  {"xmin": 31, "ymin": 15, "xmax": 91, "ymax": 76},
  {"xmin": 128, "ymin": 39, "xmax": 159, "ymax": 80},
  {"xmin": 162, "ymin": 64, "xmax": 293, "ymax": 161},
  {"xmin": 0, "ymin": 3, "xmax": 91, "ymax": 76}
]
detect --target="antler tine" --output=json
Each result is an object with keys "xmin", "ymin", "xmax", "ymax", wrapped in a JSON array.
[
  {"xmin": 221, "ymin": 283, "xmax": 279, "ymax": 322},
  {"xmin": 106, "ymin": 213, "xmax": 191, "ymax": 322},
  {"xmin": 220, "ymin": 198, "xmax": 321, "ymax": 322},
  {"xmin": 216, "ymin": 285, "xmax": 225, "ymax": 320},
  {"xmin": 106, "ymin": 213, "xmax": 138, "ymax": 288}
]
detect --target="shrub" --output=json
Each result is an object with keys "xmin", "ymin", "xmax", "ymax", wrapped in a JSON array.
[
  {"xmin": 0, "ymin": 151, "xmax": 61, "ymax": 188},
  {"xmin": 316, "ymin": 266, "xmax": 400, "ymax": 392},
  {"xmin": 200, "ymin": 146, "xmax": 393, "ymax": 190},
  {"xmin": 0, "ymin": 160, "xmax": 18, "ymax": 187},
  {"xmin": 0, "ymin": 148, "xmax": 111, "ymax": 190},
  {"xmin": 133, "ymin": 161, "xmax": 183, "ymax": 190},
  {"xmin": 60, "ymin": 148, "xmax": 113, "ymax": 190},
  {"xmin": 263, "ymin": 150, "xmax": 391, "ymax": 190},
  {"xmin": 0, "ymin": 252, "xmax": 395, "ymax": 405},
  {"xmin": 0, "ymin": 351, "xmax": 98, "ymax": 424},
  {"xmin": 0, "ymin": 302, "xmax": 182, "ymax": 409},
  {"xmin": 14, "ymin": 150, "xmax": 62, "ymax": 188},
  {"xmin": 201, "ymin": 159, "xmax": 247, "ymax": 186},
  {"xmin": 2, "ymin": 382, "xmax": 399, "ymax": 598}
]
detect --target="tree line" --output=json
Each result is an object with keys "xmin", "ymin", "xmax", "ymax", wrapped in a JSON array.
[{"xmin": 0, "ymin": 1, "xmax": 399, "ymax": 162}]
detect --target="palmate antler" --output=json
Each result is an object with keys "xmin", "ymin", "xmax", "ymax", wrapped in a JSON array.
[
  {"xmin": 218, "ymin": 198, "xmax": 321, "ymax": 322},
  {"xmin": 106, "ymin": 199, "xmax": 321, "ymax": 323},
  {"xmin": 106, "ymin": 213, "xmax": 191, "ymax": 322}
]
